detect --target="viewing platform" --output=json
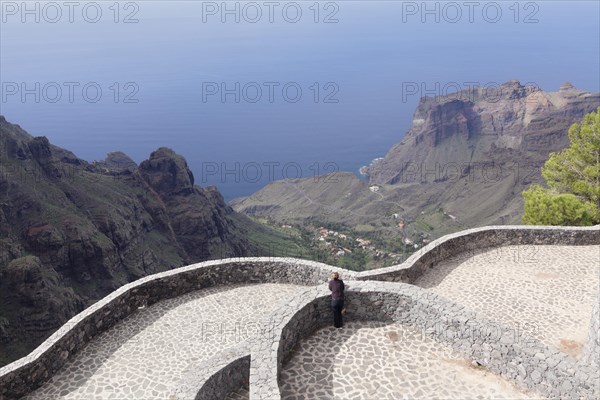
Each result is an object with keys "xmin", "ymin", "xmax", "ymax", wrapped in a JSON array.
[{"xmin": 0, "ymin": 225, "xmax": 598, "ymax": 400}]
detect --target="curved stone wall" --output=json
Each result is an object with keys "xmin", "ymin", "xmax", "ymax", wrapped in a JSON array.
[
  {"xmin": 251, "ymin": 281, "xmax": 599, "ymax": 399},
  {"xmin": 172, "ymin": 344, "xmax": 250, "ymax": 400},
  {"xmin": 0, "ymin": 224, "xmax": 598, "ymax": 399},
  {"xmin": 0, "ymin": 258, "xmax": 348, "ymax": 399},
  {"xmin": 357, "ymin": 225, "xmax": 599, "ymax": 283}
]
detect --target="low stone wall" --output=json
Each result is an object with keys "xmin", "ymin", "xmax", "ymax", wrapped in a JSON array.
[
  {"xmin": 171, "ymin": 343, "xmax": 251, "ymax": 400},
  {"xmin": 250, "ymin": 286, "xmax": 330, "ymax": 399},
  {"xmin": 0, "ymin": 258, "xmax": 348, "ymax": 399},
  {"xmin": 357, "ymin": 225, "xmax": 600, "ymax": 283},
  {"xmin": 251, "ymin": 281, "xmax": 600, "ymax": 400},
  {"xmin": 582, "ymin": 301, "xmax": 600, "ymax": 371},
  {"xmin": 195, "ymin": 354, "xmax": 250, "ymax": 400}
]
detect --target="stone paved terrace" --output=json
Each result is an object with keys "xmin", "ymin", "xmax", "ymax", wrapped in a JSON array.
[
  {"xmin": 23, "ymin": 283, "xmax": 305, "ymax": 400},
  {"xmin": 280, "ymin": 321, "xmax": 537, "ymax": 400},
  {"xmin": 1, "ymin": 225, "xmax": 598, "ymax": 400},
  {"xmin": 414, "ymin": 244, "xmax": 600, "ymax": 358}
]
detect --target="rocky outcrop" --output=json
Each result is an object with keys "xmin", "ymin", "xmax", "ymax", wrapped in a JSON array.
[
  {"xmin": 139, "ymin": 148, "xmax": 196, "ymax": 196},
  {"xmin": 92, "ymin": 151, "xmax": 137, "ymax": 174},
  {"xmin": 138, "ymin": 147, "xmax": 251, "ymax": 260},
  {"xmin": 0, "ymin": 116, "xmax": 277, "ymax": 366}
]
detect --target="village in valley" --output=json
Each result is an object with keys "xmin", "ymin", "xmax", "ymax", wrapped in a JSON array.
[{"xmin": 278, "ymin": 213, "xmax": 434, "ymax": 270}]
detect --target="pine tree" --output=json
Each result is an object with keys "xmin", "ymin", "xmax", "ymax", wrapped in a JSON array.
[{"xmin": 523, "ymin": 107, "xmax": 600, "ymax": 225}]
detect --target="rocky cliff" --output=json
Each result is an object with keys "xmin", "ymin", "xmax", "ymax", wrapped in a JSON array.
[
  {"xmin": 0, "ymin": 116, "xmax": 289, "ymax": 366},
  {"xmin": 366, "ymin": 81, "xmax": 599, "ymax": 185},
  {"xmin": 234, "ymin": 81, "xmax": 599, "ymax": 234}
]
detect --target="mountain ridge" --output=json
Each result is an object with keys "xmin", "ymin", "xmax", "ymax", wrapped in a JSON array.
[{"xmin": 0, "ymin": 116, "xmax": 297, "ymax": 366}]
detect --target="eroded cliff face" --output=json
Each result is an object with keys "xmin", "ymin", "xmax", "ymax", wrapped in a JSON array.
[
  {"xmin": 0, "ymin": 116, "xmax": 255, "ymax": 366},
  {"xmin": 367, "ymin": 81, "xmax": 599, "ymax": 185}
]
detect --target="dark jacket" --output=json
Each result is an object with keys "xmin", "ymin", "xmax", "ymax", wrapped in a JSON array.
[{"xmin": 329, "ymin": 279, "xmax": 344, "ymax": 300}]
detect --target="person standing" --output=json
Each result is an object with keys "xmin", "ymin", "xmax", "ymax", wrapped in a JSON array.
[{"xmin": 328, "ymin": 272, "xmax": 345, "ymax": 328}]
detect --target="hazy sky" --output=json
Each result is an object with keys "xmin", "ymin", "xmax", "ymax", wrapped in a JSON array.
[{"xmin": 1, "ymin": 0, "xmax": 599, "ymax": 199}]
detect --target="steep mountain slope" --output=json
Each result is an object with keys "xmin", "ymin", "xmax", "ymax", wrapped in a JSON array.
[
  {"xmin": 367, "ymin": 81, "xmax": 598, "ymax": 185},
  {"xmin": 233, "ymin": 81, "xmax": 599, "ymax": 234},
  {"xmin": 0, "ymin": 116, "xmax": 296, "ymax": 366}
]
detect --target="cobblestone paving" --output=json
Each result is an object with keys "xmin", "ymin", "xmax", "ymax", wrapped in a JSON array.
[
  {"xmin": 24, "ymin": 283, "xmax": 305, "ymax": 400},
  {"xmin": 280, "ymin": 321, "xmax": 537, "ymax": 399},
  {"xmin": 224, "ymin": 386, "xmax": 250, "ymax": 399},
  {"xmin": 414, "ymin": 244, "xmax": 600, "ymax": 357}
]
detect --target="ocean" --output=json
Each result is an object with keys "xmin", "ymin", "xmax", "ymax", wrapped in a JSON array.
[{"xmin": 1, "ymin": 0, "xmax": 599, "ymax": 200}]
